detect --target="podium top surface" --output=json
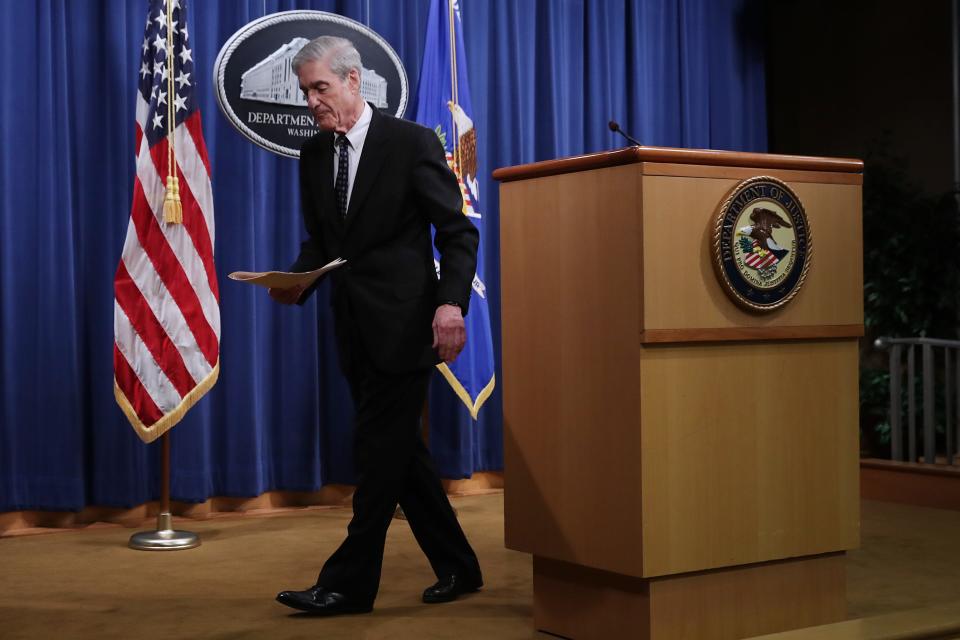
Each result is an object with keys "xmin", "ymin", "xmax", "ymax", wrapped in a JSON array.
[{"xmin": 491, "ymin": 146, "xmax": 864, "ymax": 183}]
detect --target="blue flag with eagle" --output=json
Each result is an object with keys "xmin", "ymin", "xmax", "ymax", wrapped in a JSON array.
[{"xmin": 413, "ymin": 0, "xmax": 495, "ymax": 424}]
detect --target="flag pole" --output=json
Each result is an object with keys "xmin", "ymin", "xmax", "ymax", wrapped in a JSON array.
[
  {"xmin": 162, "ymin": 0, "xmax": 182, "ymax": 223},
  {"xmin": 129, "ymin": 432, "xmax": 201, "ymax": 550},
  {"xmin": 448, "ymin": 0, "xmax": 461, "ymax": 173},
  {"xmin": 127, "ymin": 0, "xmax": 198, "ymax": 551},
  {"xmin": 400, "ymin": 0, "xmax": 461, "ymax": 522}
]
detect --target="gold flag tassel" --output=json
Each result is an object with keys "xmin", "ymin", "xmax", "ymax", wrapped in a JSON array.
[
  {"xmin": 163, "ymin": 0, "xmax": 182, "ymax": 224},
  {"xmin": 163, "ymin": 175, "xmax": 182, "ymax": 224}
]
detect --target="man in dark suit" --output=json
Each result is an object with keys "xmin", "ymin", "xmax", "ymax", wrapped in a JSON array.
[{"xmin": 270, "ymin": 36, "xmax": 483, "ymax": 616}]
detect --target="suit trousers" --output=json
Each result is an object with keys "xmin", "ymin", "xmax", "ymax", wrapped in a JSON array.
[{"xmin": 316, "ymin": 320, "xmax": 482, "ymax": 604}]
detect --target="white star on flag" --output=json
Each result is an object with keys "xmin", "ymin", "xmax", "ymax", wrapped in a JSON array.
[
  {"xmin": 179, "ymin": 47, "xmax": 192, "ymax": 64},
  {"xmin": 152, "ymin": 112, "xmax": 164, "ymax": 129},
  {"xmin": 157, "ymin": 89, "xmax": 167, "ymax": 106},
  {"xmin": 153, "ymin": 33, "xmax": 166, "ymax": 52},
  {"xmin": 176, "ymin": 71, "xmax": 191, "ymax": 89},
  {"xmin": 158, "ymin": 64, "xmax": 168, "ymax": 82},
  {"xmin": 174, "ymin": 94, "xmax": 188, "ymax": 112},
  {"xmin": 140, "ymin": 62, "xmax": 150, "ymax": 78}
]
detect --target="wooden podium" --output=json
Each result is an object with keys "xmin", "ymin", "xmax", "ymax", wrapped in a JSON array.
[{"xmin": 493, "ymin": 147, "xmax": 863, "ymax": 639}]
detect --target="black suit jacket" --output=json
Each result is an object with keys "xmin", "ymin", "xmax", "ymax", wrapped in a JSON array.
[{"xmin": 290, "ymin": 105, "xmax": 479, "ymax": 374}]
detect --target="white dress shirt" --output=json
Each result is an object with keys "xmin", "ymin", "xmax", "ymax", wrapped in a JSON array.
[{"xmin": 333, "ymin": 101, "xmax": 373, "ymax": 212}]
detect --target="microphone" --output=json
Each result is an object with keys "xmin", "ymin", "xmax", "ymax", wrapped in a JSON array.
[{"xmin": 608, "ymin": 120, "xmax": 642, "ymax": 147}]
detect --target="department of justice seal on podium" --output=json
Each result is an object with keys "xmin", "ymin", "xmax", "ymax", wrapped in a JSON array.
[{"xmin": 711, "ymin": 176, "xmax": 812, "ymax": 312}]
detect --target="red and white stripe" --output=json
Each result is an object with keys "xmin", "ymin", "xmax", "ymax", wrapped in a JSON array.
[
  {"xmin": 743, "ymin": 239, "xmax": 779, "ymax": 269},
  {"xmin": 113, "ymin": 93, "xmax": 219, "ymax": 443},
  {"xmin": 744, "ymin": 250, "xmax": 778, "ymax": 269}
]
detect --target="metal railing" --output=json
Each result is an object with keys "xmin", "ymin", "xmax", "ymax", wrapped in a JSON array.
[{"xmin": 874, "ymin": 337, "xmax": 960, "ymax": 464}]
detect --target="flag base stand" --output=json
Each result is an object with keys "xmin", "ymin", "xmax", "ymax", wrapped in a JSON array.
[
  {"xmin": 129, "ymin": 512, "xmax": 200, "ymax": 551},
  {"xmin": 128, "ymin": 433, "xmax": 200, "ymax": 551}
]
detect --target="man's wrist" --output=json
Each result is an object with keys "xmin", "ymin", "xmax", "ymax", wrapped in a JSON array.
[{"xmin": 439, "ymin": 301, "xmax": 461, "ymax": 310}]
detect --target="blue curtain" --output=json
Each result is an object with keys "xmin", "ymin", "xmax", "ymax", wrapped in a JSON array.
[{"xmin": 0, "ymin": 0, "xmax": 766, "ymax": 512}]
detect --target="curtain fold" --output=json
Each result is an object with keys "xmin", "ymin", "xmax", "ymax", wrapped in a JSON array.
[{"xmin": 0, "ymin": 0, "xmax": 766, "ymax": 511}]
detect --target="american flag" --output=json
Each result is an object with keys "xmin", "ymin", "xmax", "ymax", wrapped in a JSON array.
[{"xmin": 114, "ymin": 0, "xmax": 219, "ymax": 443}]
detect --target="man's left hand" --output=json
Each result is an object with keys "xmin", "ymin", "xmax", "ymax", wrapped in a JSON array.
[{"xmin": 433, "ymin": 304, "xmax": 466, "ymax": 364}]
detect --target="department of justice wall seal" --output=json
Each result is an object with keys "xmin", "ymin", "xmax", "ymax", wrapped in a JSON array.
[
  {"xmin": 213, "ymin": 11, "xmax": 408, "ymax": 158},
  {"xmin": 711, "ymin": 176, "xmax": 812, "ymax": 312}
]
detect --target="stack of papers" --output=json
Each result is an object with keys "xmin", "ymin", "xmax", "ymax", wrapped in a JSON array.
[{"xmin": 228, "ymin": 257, "xmax": 346, "ymax": 289}]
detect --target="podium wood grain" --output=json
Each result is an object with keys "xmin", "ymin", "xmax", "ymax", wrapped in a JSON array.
[
  {"xmin": 501, "ymin": 164, "xmax": 645, "ymax": 575},
  {"xmin": 639, "ymin": 340, "xmax": 859, "ymax": 577},
  {"xmin": 533, "ymin": 555, "xmax": 846, "ymax": 640}
]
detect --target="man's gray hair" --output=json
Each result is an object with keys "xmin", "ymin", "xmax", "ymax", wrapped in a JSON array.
[{"xmin": 292, "ymin": 36, "xmax": 362, "ymax": 80}]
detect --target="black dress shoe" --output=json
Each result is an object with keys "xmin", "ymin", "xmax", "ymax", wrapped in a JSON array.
[
  {"xmin": 422, "ymin": 574, "xmax": 482, "ymax": 603},
  {"xmin": 275, "ymin": 586, "xmax": 373, "ymax": 616}
]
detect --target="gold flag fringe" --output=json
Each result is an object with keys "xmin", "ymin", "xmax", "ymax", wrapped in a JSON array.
[
  {"xmin": 435, "ymin": 363, "xmax": 495, "ymax": 421},
  {"xmin": 115, "ymin": 361, "xmax": 220, "ymax": 444}
]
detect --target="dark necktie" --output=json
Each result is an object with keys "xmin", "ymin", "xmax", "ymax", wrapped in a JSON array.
[{"xmin": 335, "ymin": 134, "xmax": 350, "ymax": 219}]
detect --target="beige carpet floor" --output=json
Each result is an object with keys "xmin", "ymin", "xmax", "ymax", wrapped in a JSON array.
[
  {"xmin": 1, "ymin": 495, "xmax": 959, "ymax": 639},
  {"xmin": 848, "ymin": 500, "xmax": 960, "ymax": 619}
]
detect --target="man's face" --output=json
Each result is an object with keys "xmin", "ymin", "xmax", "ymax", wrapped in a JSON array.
[{"xmin": 297, "ymin": 57, "xmax": 361, "ymax": 133}]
